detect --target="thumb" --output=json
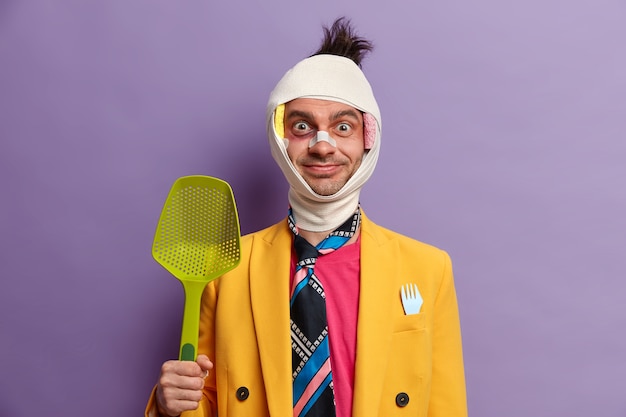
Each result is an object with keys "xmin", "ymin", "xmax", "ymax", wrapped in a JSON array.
[{"xmin": 196, "ymin": 354, "xmax": 214, "ymax": 374}]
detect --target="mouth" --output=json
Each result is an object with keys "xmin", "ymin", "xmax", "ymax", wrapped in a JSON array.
[{"xmin": 302, "ymin": 163, "xmax": 342, "ymax": 177}]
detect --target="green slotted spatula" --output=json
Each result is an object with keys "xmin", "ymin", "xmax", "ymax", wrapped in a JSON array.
[{"xmin": 152, "ymin": 175, "xmax": 241, "ymax": 361}]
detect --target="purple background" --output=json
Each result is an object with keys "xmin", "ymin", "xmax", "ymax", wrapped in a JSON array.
[{"xmin": 1, "ymin": 1, "xmax": 625, "ymax": 416}]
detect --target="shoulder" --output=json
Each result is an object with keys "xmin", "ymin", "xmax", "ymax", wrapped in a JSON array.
[
  {"xmin": 241, "ymin": 218, "xmax": 289, "ymax": 244},
  {"xmin": 361, "ymin": 213, "xmax": 452, "ymax": 265},
  {"xmin": 215, "ymin": 218, "xmax": 290, "ymax": 284},
  {"xmin": 236, "ymin": 218, "xmax": 291, "ymax": 257}
]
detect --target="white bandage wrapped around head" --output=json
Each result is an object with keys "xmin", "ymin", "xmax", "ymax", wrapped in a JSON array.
[{"xmin": 267, "ymin": 54, "xmax": 382, "ymax": 232}]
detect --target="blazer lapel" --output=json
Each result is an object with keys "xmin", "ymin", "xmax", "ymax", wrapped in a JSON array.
[
  {"xmin": 249, "ymin": 220, "xmax": 294, "ymax": 417},
  {"xmin": 352, "ymin": 214, "xmax": 397, "ymax": 417}
]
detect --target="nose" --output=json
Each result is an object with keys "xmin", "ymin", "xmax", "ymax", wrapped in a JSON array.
[
  {"xmin": 308, "ymin": 134, "xmax": 337, "ymax": 157},
  {"xmin": 308, "ymin": 131, "xmax": 337, "ymax": 148}
]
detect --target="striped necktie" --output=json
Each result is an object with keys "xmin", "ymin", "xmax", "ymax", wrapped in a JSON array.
[{"xmin": 289, "ymin": 207, "xmax": 361, "ymax": 417}]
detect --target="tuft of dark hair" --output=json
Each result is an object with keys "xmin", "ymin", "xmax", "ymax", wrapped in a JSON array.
[{"xmin": 311, "ymin": 17, "xmax": 374, "ymax": 67}]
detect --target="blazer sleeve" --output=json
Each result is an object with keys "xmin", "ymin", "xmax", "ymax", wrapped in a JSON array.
[{"xmin": 428, "ymin": 251, "xmax": 467, "ymax": 417}]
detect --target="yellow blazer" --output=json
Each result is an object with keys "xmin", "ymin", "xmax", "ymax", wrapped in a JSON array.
[{"xmin": 146, "ymin": 213, "xmax": 467, "ymax": 417}]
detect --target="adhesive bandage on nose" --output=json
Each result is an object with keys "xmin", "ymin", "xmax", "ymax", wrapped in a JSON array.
[{"xmin": 309, "ymin": 131, "xmax": 336, "ymax": 148}]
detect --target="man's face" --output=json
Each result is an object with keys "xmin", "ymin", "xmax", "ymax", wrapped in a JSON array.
[{"xmin": 283, "ymin": 98, "xmax": 365, "ymax": 196}]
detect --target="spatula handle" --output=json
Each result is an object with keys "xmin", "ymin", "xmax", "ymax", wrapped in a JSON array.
[{"xmin": 179, "ymin": 280, "xmax": 207, "ymax": 361}]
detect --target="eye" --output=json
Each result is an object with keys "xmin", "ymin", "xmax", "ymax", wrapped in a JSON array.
[
  {"xmin": 335, "ymin": 123, "xmax": 352, "ymax": 136},
  {"xmin": 292, "ymin": 121, "xmax": 312, "ymax": 136}
]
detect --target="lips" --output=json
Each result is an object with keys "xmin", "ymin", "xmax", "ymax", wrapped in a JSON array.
[{"xmin": 302, "ymin": 163, "xmax": 342, "ymax": 177}]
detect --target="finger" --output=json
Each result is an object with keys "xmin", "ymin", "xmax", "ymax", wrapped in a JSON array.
[
  {"xmin": 158, "ymin": 398, "xmax": 201, "ymax": 416},
  {"xmin": 156, "ymin": 384, "xmax": 203, "ymax": 416},
  {"xmin": 161, "ymin": 360, "xmax": 203, "ymax": 378},
  {"xmin": 160, "ymin": 372, "xmax": 206, "ymax": 391},
  {"xmin": 163, "ymin": 386, "xmax": 203, "ymax": 402},
  {"xmin": 196, "ymin": 355, "xmax": 214, "ymax": 373}
]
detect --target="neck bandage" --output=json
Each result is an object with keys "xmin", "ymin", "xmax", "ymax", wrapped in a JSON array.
[{"xmin": 266, "ymin": 54, "xmax": 382, "ymax": 232}]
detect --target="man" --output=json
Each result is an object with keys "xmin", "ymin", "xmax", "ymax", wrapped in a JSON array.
[{"xmin": 146, "ymin": 17, "xmax": 467, "ymax": 417}]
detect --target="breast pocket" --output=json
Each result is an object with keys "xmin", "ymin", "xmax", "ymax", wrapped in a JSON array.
[
  {"xmin": 393, "ymin": 312, "xmax": 427, "ymax": 333},
  {"xmin": 390, "ymin": 313, "xmax": 430, "ymax": 365}
]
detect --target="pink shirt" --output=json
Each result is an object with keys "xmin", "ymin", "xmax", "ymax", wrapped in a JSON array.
[{"xmin": 291, "ymin": 236, "xmax": 361, "ymax": 417}]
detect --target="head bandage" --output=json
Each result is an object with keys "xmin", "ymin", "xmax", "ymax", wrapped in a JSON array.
[{"xmin": 267, "ymin": 54, "xmax": 382, "ymax": 232}]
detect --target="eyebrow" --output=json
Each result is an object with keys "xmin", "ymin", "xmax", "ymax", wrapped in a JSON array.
[
  {"xmin": 331, "ymin": 109, "xmax": 362, "ymax": 122},
  {"xmin": 285, "ymin": 110, "xmax": 315, "ymax": 121},
  {"xmin": 285, "ymin": 109, "xmax": 362, "ymax": 122}
]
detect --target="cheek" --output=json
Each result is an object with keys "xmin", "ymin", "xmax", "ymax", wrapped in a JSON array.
[
  {"xmin": 284, "ymin": 140, "xmax": 301, "ymax": 164},
  {"xmin": 343, "ymin": 140, "xmax": 366, "ymax": 160}
]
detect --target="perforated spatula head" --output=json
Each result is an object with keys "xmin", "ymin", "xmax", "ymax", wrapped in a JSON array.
[{"xmin": 152, "ymin": 175, "xmax": 241, "ymax": 360}]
